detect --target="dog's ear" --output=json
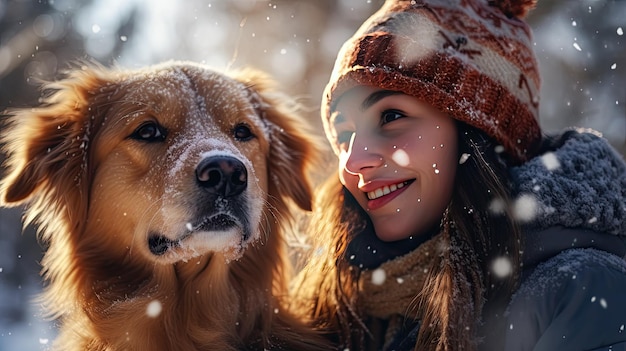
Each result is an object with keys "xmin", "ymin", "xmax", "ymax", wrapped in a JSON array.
[
  {"xmin": 1, "ymin": 67, "xmax": 107, "ymax": 215},
  {"xmin": 235, "ymin": 70, "xmax": 326, "ymax": 211}
]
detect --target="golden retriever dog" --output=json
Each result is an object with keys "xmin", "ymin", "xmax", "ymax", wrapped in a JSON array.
[{"xmin": 0, "ymin": 61, "xmax": 328, "ymax": 350}]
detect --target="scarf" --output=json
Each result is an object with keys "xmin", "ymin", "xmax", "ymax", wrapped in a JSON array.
[
  {"xmin": 358, "ymin": 234, "xmax": 444, "ymax": 319},
  {"xmin": 357, "ymin": 228, "xmax": 482, "ymax": 351}
]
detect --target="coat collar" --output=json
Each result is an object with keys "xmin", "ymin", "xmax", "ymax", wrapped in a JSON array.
[
  {"xmin": 510, "ymin": 128, "xmax": 626, "ymax": 269},
  {"xmin": 511, "ymin": 128, "xmax": 626, "ymax": 236}
]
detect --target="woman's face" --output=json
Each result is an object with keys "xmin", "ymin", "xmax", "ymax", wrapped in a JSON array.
[{"xmin": 328, "ymin": 85, "xmax": 458, "ymax": 241}]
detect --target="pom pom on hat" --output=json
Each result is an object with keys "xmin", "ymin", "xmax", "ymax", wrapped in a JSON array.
[
  {"xmin": 321, "ymin": 0, "xmax": 543, "ymax": 162},
  {"xmin": 489, "ymin": 0, "xmax": 538, "ymax": 18}
]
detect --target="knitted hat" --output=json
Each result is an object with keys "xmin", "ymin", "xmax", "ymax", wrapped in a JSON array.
[{"xmin": 322, "ymin": 0, "xmax": 542, "ymax": 162}]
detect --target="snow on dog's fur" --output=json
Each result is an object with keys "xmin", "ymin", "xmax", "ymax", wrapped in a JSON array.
[{"xmin": 0, "ymin": 61, "xmax": 329, "ymax": 350}]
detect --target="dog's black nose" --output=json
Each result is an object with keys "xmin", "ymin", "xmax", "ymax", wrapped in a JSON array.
[{"xmin": 196, "ymin": 156, "xmax": 247, "ymax": 197}]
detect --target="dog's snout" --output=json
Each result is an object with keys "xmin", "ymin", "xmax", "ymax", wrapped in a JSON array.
[{"xmin": 196, "ymin": 156, "xmax": 247, "ymax": 197}]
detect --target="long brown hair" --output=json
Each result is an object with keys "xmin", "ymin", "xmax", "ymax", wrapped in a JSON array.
[{"xmin": 291, "ymin": 123, "xmax": 522, "ymax": 350}]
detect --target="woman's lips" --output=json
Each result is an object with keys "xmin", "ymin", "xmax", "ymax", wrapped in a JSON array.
[{"xmin": 364, "ymin": 179, "xmax": 414, "ymax": 211}]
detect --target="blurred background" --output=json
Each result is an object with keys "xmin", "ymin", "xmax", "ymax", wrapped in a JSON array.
[{"xmin": 0, "ymin": 0, "xmax": 624, "ymax": 349}]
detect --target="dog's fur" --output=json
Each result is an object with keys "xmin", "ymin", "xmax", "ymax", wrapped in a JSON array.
[{"xmin": 0, "ymin": 62, "xmax": 328, "ymax": 350}]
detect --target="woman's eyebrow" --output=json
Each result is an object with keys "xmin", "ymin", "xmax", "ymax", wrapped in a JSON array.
[{"xmin": 361, "ymin": 90, "xmax": 404, "ymax": 111}]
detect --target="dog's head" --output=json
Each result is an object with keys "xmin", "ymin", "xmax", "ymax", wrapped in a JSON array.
[{"xmin": 1, "ymin": 61, "xmax": 322, "ymax": 264}]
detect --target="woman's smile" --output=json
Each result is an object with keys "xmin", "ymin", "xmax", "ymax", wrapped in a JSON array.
[
  {"xmin": 366, "ymin": 180, "xmax": 410, "ymax": 200},
  {"xmin": 362, "ymin": 179, "xmax": 415, "ymax": 211}
]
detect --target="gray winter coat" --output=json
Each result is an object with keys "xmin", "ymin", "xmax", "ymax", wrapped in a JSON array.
[{"xmin": 504, "ymin": 129, "xmax": 626, "ymax": 351}]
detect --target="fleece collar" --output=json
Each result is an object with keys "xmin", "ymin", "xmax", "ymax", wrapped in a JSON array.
[{"xmin": 510, "ymin": 128, "xmax": 626, "ymax": 236}]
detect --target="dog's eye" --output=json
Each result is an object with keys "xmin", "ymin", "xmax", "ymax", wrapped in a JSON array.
[
  {"xmin": 233, "ymin": 124, "xmax": 254, "ymax": 141},
  {"xmin": 131, "ymin": 122, "xmax": 167, "ymax": 142}
]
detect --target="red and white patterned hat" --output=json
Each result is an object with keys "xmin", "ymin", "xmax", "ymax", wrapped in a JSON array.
[{"xmin": 322, "ymin": 0, "xmax": 542, "ymax": 162}]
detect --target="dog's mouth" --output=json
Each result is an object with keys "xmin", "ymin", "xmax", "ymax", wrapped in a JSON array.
[
  {"xmin": 195, "ymin": 213, "xmax": 239, "ymax": 232},
  {"xmin": 148, "ymin": 213, "xmax": 246, "ymax": 256}
]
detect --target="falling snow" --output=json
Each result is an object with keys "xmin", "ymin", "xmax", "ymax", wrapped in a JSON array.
[
  {"xmin": 146, "ymin": 300, "xmax": 163, "ymax": 318},
  {"xmin": 459, "ymin": 153, "xmax": 471, "ymax": 164},
  {"xmin": 512, "ymin": 194, "xmax": 538, "ymax": 223},
  {"xmin": 540, "ymin": 152, "xmax": 561, "ymax": 171},
  {"xmin": 1, "ymin": 1, "xmax": 625, "ymax": 349},
  {"xmin": 392, "ymin": 149, "xmax": 410, "ymax": 166},
  {"xmin": 492, "ymin": 256, "xmax": 513, "ymax": 278},
  {"xmin": 489, "ymin": 197, "xmax": 506, "ymax": 215},
  {"xmin": 371, "ymin": 268, "xmax": 386, "ymax": 285}
]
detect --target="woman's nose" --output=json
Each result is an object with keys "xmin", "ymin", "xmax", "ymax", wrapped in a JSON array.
[{"xmin": 342, "ymin": 133, "xmax": 384, "ymax": 175}]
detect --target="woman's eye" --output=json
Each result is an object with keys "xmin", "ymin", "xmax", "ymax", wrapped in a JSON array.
[
  {"xmin": 233, "ymin": 123, "xmax": 254, "ymax": 141},
  {"xmin": 131, "ymin": 122, "xmax": 166, "ymax": 142},
  {"xmin": 381, "ymin": 110, "xmax": 405, "ymax": 125}
]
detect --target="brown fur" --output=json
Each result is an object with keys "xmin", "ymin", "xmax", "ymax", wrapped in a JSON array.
[{"xmin": 0, "ymin": 61, "xmax": 329, "ymax": 351}]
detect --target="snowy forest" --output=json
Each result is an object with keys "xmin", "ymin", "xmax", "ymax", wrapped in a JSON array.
[{"xmin": 0, "ymin": 0, "xmax": 624, "ymax": 349}]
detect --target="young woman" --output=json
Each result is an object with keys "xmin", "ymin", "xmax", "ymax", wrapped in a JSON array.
[{"xmin": 292, "ymin": 0, "xmax": 626, "ymax": 350}]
